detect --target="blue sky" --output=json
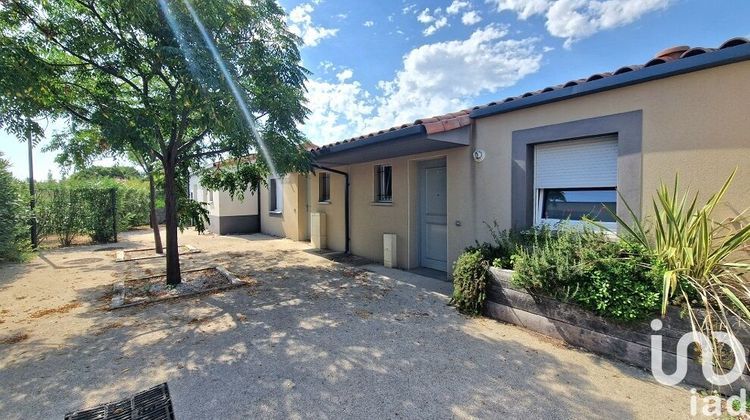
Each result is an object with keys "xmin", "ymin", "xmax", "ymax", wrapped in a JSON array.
[{"xmin": 2, "ymin": 0, "xmax": 749, "ymax": 179}]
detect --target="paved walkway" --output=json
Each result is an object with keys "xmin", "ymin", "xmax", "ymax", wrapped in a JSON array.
[{"xmin": 0, "ymin": 230, "xmax": 698, "ymax": 419}]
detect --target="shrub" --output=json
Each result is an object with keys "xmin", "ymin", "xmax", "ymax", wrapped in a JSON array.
[
  {"xmin": 36, "ymin": 179, "xmax": 150, "ymax": 245},
  {"xmin": 46, "ymin": 184, "xmax": 85, "ymax": 246},
  {"xmin": 115, "ymin": 180, "xmax": 150, "ymax": 230},
  {"xmin": 510, "ymin": 226, "xmax": 587, "ymax": 297},
  {"xmin": 575, "ymin": 242, "xmax": 664, "ymax": 321},
  {"xmin": 0, "ymin": 154, "xmax": 30, "ymax": 262},
  {"xmin": 450, "ymin": 249, "xmax": 490, "ymax": 316},
  {"xmin": 511, "ymin": 225, "xmax": 663, "ymax": 322},
  {"xmin": 604, "ymin": 170, "xmax": 750, "ymax": 366}
]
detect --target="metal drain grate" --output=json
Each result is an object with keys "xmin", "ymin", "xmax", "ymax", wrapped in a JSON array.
[{"xmin": 65, "ymin": 383, "xmax": 175, "ymax": 420}]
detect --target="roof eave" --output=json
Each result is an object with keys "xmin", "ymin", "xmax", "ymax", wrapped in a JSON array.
[
  {"xmin": 470, "ymin": 43, "xmax": 750, "ymax": 120},
  {"xmin": 311, "ymin": 124, "xmax": 426, "ymax": 157}
]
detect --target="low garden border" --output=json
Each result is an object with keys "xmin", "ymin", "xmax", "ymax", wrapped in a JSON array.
[
  {"xmin": 115, "ymin": 245, "xmax": 200, "ymax": 262},
  {"xmin": 485, "ymin": 267, "xmax": 750, "ymax": 392},
  {"xmin": 110, "ymin": 265, "xmax": 245, "ymax": 309}
]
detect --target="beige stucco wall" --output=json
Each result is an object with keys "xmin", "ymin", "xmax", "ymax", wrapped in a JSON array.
[
  {"xmin": 307, "ymin": 170, "xmax": 347, "ymax": 251},
  {"xmin": 309, "ymin": 147, "xmax": 471, "ymax": 270},
  {"xmin": 470, "ymin": 60, "xmax": 750, "ymax": 247},
  {"xmin": 271, "ymin": 60, "xmax": 750, "ymax": 275},
  {"xmin": 260, "ymin": 174, "xmax": 307, "ymax": 240}
]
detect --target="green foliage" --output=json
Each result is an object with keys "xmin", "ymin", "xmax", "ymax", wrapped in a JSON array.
[
  {"xmin": 115, "ymin": 180, "xmax": 151, "ymax": 228},
  {"xmin": 0, "ymin": 153, "xmax": 30, "ymax": 262},
  {"xmin": 601, "ymin": 170, "xmax": 750, "ymax": 366},
  {"xmin": 178, "ymin": 198, "xmax": 210, "ymax": 234},
  {"xmin": 450, "ymin": 249, "xmax": 490, "ymax": 316},
  {"xmin": 36, "ymin": 178, "xmax": 150, "ymax": 245},
  {"xmin": 44, "ymin": 184, "xmax": 86, "ymax": 246},
  {"xmin": 486, "ymin": 221, "xmax": 541, "ymax": 269},
  {"xmin": 2, "ymin": 0, "xmax": 312, "ymax": 283},
  {"xmin": 199, "ymin": 161, "xmax": 267, "ymax": 200},
  {"xmin": 511, "ymin": 225, "xmax": 663, "ymax": 322},
  {"xmin": 70, "ymin": 165, "xmax": 143, "ymax": 181}
]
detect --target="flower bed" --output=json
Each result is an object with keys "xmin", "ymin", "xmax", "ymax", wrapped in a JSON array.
[
  {"xmin": 110, "ymin": 266, "xmax": 246, "ymax": 309},
  {"xmin": 486, "ymin": 267, "xmax": 750, "ymax": 392},
  {"xmin": 115, "ymin": 244, "xmax": 200, "ymax": 262}
]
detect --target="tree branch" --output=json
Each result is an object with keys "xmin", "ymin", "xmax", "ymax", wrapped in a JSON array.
[
  {"xmin": 183, "ymin": 147, "xmax": 231, "ymax": 161},
  {"xmin": 178, "ymin": 128, "xmax": 210, "ymax": 154},
  {"xmin": 12, "ymin": 0, "xmax": 142, "ymax": 94}
]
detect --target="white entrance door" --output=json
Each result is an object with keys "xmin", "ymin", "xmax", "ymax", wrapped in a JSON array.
[{"xmin": 419, "ymin": 159, "xmax": 447, "ymax": 271}]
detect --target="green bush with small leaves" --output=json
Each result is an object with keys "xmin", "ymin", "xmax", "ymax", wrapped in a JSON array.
[
  {"xmin": 511, "ymin": 225, "xmax": 664, "ymax": 322},
  {"xmin": 450, "ymin": 248, "xmax": 491, "ymax": 316}
]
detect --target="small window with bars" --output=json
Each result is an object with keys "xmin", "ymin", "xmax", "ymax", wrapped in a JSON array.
[
  {"xmin": 318, "ymin": 172, "xmax": 331, "ymax": 203},
  {"xmin": 374, "ymin": 165, "xmax": 392, "ymax": 203}
]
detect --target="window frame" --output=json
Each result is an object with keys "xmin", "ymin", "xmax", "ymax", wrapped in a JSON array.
[
  {"xmin": 510, "ymin": 111, "xmax": 642, "ymax": 230},
  {"xmin": 269, "ymin": 177, "xmax": 283, "ymax": 214},
  {"xmin": 318, "ymin": 172, "xmax": 331, "ymax": 203},
  {"xmin": 534, "ymin": 187, "xmax": 617, "ymax": 230},
  {"xmin": 374, "ymin": 164, "xmax": 393, "ymax": 203}
]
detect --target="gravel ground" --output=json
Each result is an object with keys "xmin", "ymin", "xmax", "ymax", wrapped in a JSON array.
[{"xmin": 0, "ymin": 229, "xmax": 700, "ymax": 419}]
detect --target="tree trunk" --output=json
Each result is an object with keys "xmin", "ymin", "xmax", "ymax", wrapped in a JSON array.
[
  {"xmin": 163, "ymin": 162, "xmax": 181, "ymax": 285},
  {"xmin": 148, "ymin": 171, "xmax": 163, "ymax": 254}
]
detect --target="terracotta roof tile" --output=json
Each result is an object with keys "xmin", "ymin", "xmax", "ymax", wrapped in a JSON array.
[{"xmin": 311, "ymin": 37, "xmax": 749, "ymax": 154}]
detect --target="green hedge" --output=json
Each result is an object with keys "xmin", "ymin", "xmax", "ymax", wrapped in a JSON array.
[
  {"xmin": 36, "ymin": 179, "xmax": 150, "ymax": 246},
  {"xmin": 0, "ymin": 154, "xmax": 30, "ymax": 262}
]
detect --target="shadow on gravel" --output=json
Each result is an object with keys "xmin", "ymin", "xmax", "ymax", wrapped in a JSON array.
[{"xmin": 0, "ymin": 255, "xmax": 639, "ymax": 419}]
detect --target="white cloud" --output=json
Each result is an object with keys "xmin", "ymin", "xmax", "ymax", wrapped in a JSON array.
[
  {"xmin": 301, "ymin": 25, "xmax": 543, "ymax": 143},
  {"xmin": 363, "ymin": 20, "xmax": 375, "ymax": 27},
  {"xmin": 303, "ymin": 78, "xmax": 376, "ymax": 143},
  {"xmin": 402, "ymin": 3, "xmax": 417, "ymax": 14},
  {"xmin": 287, "ymin": 3, "xmax": 338, "ymax": 47},
  {"xmin": 418, "ymin": 8, "xmax": 450, "ymax": 36},
  {"xmin": 423, "ymin": 16, "xmax": 449, "ymax": 36},
  {"xmin": 487, "ymin": 0, "xmax": 671, "ymax": 47},
  {"xmin": 447, "ymin": 0, "xmax": 471, "ymax": 14},
  {"xmin": 487, "ymin": 0, "xmax": 551, "ymax": 19},
  {"xmin": 417, "ymin": 8, "xmax": 436, "ymax": 23},
  {"xmin": 318, "ymin": 60, "xmax": 335, "ymax": 73},
  {"xmin": 461, "ymin": 10, "xmax": 482, "ymax": 25},
  {"xmin": 336, "ymin": 69, "xmax": 353, "ymax": 82}
]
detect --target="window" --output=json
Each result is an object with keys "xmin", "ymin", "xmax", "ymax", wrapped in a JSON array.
[
  {"xmin": 534, "ymin": 136, "xmax": 618, "ymax": 228},
  {"xmin": 269, "ymin": 177, "xmax": 283, "ymax": 213},
  {"xmin": 541, "ymin": 188, "xmax": 616, "ymax": 222},
  {"xmin": 202, "ymin": 188, "xmax": 212, "ymax": 203},
  {"xmin": 374, "ymin": 165, "xmax": 392, "ymax": 202},
  {"xmin": 318, "ymin": 172, "xmax": 330, "ymax": 203}
]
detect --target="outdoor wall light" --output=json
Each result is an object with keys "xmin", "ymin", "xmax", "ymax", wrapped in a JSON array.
[{"xmin": 472, "ymin": 149, "xmax": 486, "ymax": 162}]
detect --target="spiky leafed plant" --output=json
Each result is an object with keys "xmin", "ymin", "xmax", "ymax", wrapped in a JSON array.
[{"xmin": 603, "ymin": 169, "xmax": 750, "ymax": 371}]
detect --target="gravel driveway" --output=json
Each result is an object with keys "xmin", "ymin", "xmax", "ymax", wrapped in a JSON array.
[{"xmin": 0, "ymin": 230, "xmax": 697, "ymax": 419}]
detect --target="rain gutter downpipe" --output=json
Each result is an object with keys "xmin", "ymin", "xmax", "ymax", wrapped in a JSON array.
[{"xmin": 312, "ymin": 164, "xmax": 350, "ymax": 254}]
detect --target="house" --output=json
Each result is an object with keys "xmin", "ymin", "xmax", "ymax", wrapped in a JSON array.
[
  {"xmin": 195, "ymin": 37, "xmax": 750, "ymax": 277},
  {"xmin": 188, "ymin": 170, "xmax": 259, "ymax": 235}
]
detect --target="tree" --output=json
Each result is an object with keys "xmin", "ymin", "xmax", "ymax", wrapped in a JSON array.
[
  {"xmin": 49, "ymin": 127, "xmax": 166, "ymax": 254},
  {"xmin": 0, "ymin": 152, "xmax": 30, "ymax": 262},
  {"xmin": 0, "ymin": 0, "xmax": 310, "ymax": 284},
  {"xmin": 70, "ymin": 165, "xmax": 143, "ymax": 181}
]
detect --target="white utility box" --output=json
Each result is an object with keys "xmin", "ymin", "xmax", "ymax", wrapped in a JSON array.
[
  {"xmin": 383, "ymin": 233, "xmax": 397, "ymax": 268},
  {"xmin": 310, "ymin": 212, "xmax": 327, "ymax": 249}
]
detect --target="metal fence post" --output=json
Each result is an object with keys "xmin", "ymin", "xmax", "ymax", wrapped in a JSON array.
[{"xmin": 111, "ymin": 188, "xmax": 117, "ymax": 243}]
